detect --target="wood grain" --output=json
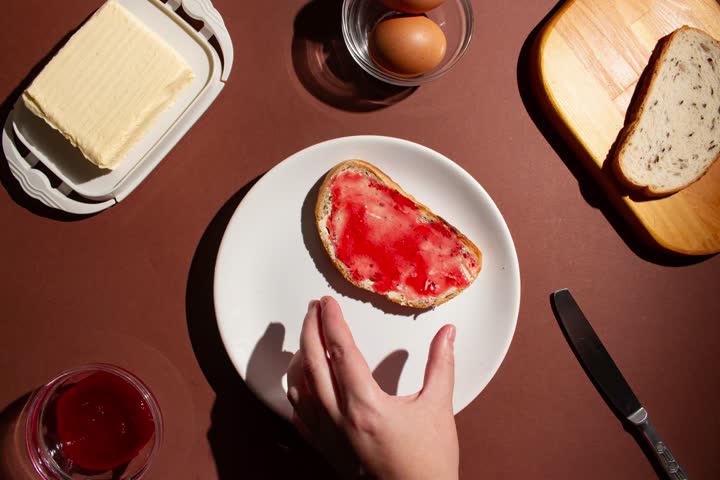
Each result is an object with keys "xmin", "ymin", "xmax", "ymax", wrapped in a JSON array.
[{"xmin": 532, "ymin": 0, "xmax": 720, "ymax": 255}]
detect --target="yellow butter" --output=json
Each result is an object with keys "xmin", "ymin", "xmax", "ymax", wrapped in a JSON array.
[{"xmin": 22, "ymin": 0, "xmax": 194, "ymax": 170}]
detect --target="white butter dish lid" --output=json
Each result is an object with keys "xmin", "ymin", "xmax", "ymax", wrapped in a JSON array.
[{"xmin": 2, "ymin": 0, "xmax": 233, "ymax": 214}]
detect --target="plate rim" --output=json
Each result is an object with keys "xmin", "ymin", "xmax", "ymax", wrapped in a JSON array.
[{"xmin": 213, "ymin": 135, "xmax": 521, "ymax": 417}]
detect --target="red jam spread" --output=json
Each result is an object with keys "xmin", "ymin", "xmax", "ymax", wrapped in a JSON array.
[
  {"xmin": 327, "ymin": 171, "xmax": 479, "ymax": 301},
  {"xmin": 55, "ymin": 371, "xmax": 155, "ymax": 471}
]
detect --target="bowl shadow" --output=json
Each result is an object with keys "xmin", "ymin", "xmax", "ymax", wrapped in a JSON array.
[
  {"xmin": 292, "ymin": 0, "xmax": 417, "ymax": 112},
  {"xmin": 0, "ymin": 393, "xmax": 34, "ymax": 480},
  {"xmin": 516, "ymin": 0, "xmax": 713, "ymax": 266}
]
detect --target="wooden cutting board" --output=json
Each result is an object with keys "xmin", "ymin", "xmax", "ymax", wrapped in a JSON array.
[{"xmin": 532, "ymin": 0, "xmax": 720, "ymax": 255}]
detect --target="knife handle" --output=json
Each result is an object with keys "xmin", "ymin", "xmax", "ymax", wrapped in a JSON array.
[{"xmin": 630, "ymin": 409, "xmax": 688, "ymax": 480}]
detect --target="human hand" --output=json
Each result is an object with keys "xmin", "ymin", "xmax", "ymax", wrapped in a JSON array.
[{"xmin": 286, "ymin": 296, "xmax": 458, "ymax": 480}]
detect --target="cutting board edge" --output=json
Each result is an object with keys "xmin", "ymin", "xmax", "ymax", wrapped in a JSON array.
[{"xmin": 528, "ymin": 0, "xmax": 720, "ymax": 256}]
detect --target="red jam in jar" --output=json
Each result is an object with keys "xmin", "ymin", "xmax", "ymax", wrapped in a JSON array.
[
  {"xmin": 327, "ymin": 171, "xmax": 479, "ymax": 302},
  {"xmin": 55, "ymin": 371, "xmax": 155, "ymax": 471}
]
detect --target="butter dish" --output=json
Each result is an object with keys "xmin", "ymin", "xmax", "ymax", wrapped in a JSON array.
[{"xmin": 2, "ymin": 0, "xmax": 233, "ymax": 214}]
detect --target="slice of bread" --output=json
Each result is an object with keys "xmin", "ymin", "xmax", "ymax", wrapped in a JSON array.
[
  {"xmin": 315, "ymin": 160, "xmax": 481, "ymax": 308},
  {"xmin": 612, "ymin": 26, "xmax": 720, "ymax": 196}
]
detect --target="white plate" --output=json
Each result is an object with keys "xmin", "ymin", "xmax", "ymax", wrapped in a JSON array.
[{"xmin": 214, "ymin": 136, "xmax": 520, "ymax": 419}]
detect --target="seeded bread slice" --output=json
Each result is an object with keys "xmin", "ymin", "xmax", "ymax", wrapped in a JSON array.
[
  {"xmin": 612, "ymin": 26, "xmax": 720, "ymax": 196},
  {"xmin": 315, "ymin": 160, "xmax": 482, "ymax": 308}
]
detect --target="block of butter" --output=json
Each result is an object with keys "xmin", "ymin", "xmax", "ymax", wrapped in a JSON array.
[{"xmin": 22, "ymin": 0, "xmax": 194, "ymax": 170}]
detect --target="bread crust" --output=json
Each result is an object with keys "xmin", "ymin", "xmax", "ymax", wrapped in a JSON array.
[
  {"xmin": 315, "ymin": 159, "xmax": 482, "ymax": 308},
  {"xmin": 612, "ymin": 26, "xmax": 720, "ymax": 196}
]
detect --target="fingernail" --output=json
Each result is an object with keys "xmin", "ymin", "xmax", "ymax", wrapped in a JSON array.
[
  {"xmin": 447, "ymin": 325, "xmax": 456, "ymax": 345},
  {"xmin": 307, "ymin": 300, "xmax": 318, "ymax": 311},
  {"xmin": 287, "ymin": 386, "xmax": 299, "ymax": 407}
]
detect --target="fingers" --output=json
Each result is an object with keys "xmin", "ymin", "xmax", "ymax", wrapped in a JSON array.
[
  {"xmin": 319, "ymin": 296, "xmax": 379, "ymax": 409},
  {"xmin": 421, "ymin": 324, "xmax": 456, "ymax": 406},
  {"xmin": 287, "ymin": 350, "xmax": 320, "ymax": 427},
  {"xmin": 298, "ymin": 300, "xmax": 341, "ymax": 420}
]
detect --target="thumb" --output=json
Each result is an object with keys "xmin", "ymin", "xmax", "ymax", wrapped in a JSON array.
[{"xmin": 420, "ymin": 324, "xmax": 456, "ymax": 405}]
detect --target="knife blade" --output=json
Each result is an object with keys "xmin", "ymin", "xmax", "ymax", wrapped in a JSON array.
[{"xmin": 552, "ymin": 288, "xmax": 688, "ymax": 480}]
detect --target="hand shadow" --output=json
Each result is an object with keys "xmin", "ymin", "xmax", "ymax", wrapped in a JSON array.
[
  {"xmin": 186, "ymin": 176, "xmax": 415, "ymax": 478},
  {"xmin": 292, "ymin": 0, "xmax": 416, "ymax": 112},
  {"xmin": 186, "ymin": 176, "xmax": 338, "ymax": 479},
  {"xmin": 373, "ymin": 349, "xmax": 409, "ymax": 395},
  {"xmin": 246, "ymin": 324, "xmax": 409, "ymax": 407},
  {"xmin": 516, "ymin": 1, "xmax": 712, "ymax": 266},
  {"xmin": 300, "ymin": 172, "xmax": 431, "ymax": 318},
  {"xmin": 246, "ymin": 323, "xmax": 295, "ymax": 418}
]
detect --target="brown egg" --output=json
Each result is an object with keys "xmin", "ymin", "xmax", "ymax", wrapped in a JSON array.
[
  {"xmin": 369, "ymin": 15, "xmax": 447, "ymax": 77},
  {"xmin": 381, "ymin": 0, "xmax": 446, "ymax": 14}
]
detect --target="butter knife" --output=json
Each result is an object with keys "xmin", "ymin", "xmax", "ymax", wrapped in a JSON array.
[{"xmin": 552, "ymin": 288, "xmax": 688, "ymax": 480}]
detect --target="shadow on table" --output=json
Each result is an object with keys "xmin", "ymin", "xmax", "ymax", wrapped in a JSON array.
[
  {"xmin": 0, "ymin": 393, "xmax": 37, "ymax": 480},
  {"xmin": 186, "ymin": 175, "xmax": 413, "ymax": 478},
  {"xmin": 291, "ymin": 0, "xmax": 416, "ymax": 112},
  {"xmin": 516, "ymin": 1, "xmax": 712, "ymax": 267},
  {"xmin": 0, "ymin": 25, "xmax": 95, "ymax": 222},
  {"xmin": 185, "ymin": 175, "xmax": 339, "ymax": 479},
  {"xmin": 549, "ymin": 292, "xmax": 679, "ymax": 480}
]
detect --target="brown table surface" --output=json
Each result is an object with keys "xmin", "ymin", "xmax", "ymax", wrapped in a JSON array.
[{"xmin": 1, "ymin": 0, "xmax": 719, "ymax": 478}]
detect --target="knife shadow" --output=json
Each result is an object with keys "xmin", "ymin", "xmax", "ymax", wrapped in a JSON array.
[{"xmin": 549, "ymin": 292, "xmax": 677, "ymax": 480}]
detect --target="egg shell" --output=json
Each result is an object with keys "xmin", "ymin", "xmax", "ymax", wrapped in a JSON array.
[
  {"xmin": 369, "ymin": 15, "xmax": 447, "ymax": 77},
  {"xmin": 381, "ymin": 0, "xmax": 446, "ymax": 14}
]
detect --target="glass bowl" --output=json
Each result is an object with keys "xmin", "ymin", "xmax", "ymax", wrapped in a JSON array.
[
  {"xmin": 24, "ymin": 364, "xmax": 162, "ymax": 480},
  {"xmin": 342, "ymin": 0, "xmax": 474, "ymax": 86}
]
